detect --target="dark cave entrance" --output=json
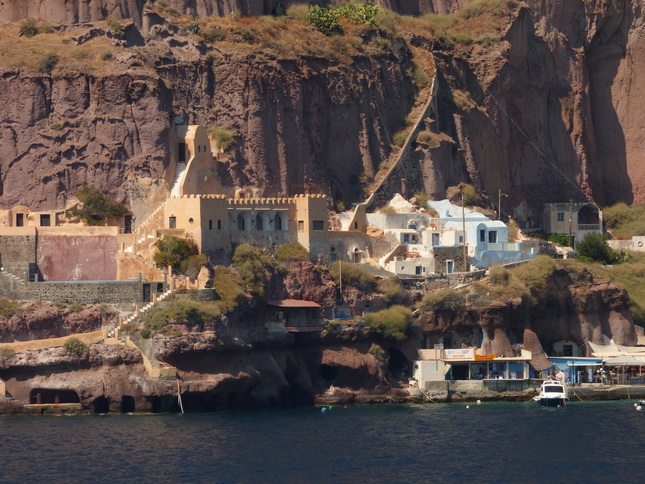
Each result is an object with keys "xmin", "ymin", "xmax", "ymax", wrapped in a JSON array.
[
  {"xmin": 318, "ymin": 364, "xmax": 338, "ymax": 384},
  {"xmin": 93, "ymin": 396, "xmax": 110, "ymax": 414},
  {"xmin": 149, "ymin": 396, "xmax": 162, "ymax": 413},
  {"xmin": 30, "ymin": 389, "xmax": 80, "ymax": 404},
  {"xmin": 388, "ymin": 348, "xmax": 409, "ymax": 379},
  {"xmin": 120, "ymin": 395, "xmax": 136, "ymax": 413}
]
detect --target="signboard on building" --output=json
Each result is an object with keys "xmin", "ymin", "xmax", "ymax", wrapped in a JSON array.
[
  {"xmin": 444, "ymin": 348, "xmax": 474, "ymax": 359},
  {"xmin": 475, "ymin": 354, "xmax": 497, "ymax": 361}
]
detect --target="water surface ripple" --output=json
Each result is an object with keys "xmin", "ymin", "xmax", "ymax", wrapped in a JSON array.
[{"xmin": 0, "ymin": 401, "xmax": 643, "ymax": 483}]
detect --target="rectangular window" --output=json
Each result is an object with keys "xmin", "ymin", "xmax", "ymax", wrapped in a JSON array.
[
  {"xmin": 178, "ymin": 143, "xmax": 187, "ymax": 162},
  {"xmin": 312, "ymin": 220, "xmax": 324, "ymax": 231},
  {"xmin": 488, "ymin": 231, "xmax": 497, "ymax": 243},
  {"xmin": 169, "ymin": 216, "xmax": 176, "ymax": 229},
  {"xmin": 480, "ymin": 229, "xmax": 486, "ymax": 242},
  {"xmin": 209, "ymin": 220, "xmax": 213, "ymax": 230},
  {"xmin": 459, "ymin": 235, "xmax": 464, "ymax": 244},
  {"xmin": 563, "ymin": 344, "xmax": 574, "ymax": 357},
  {"xmin": 40, "ymin": 214, "xmax": 50, "ymax": 227},
  {"xmin": 557, "ymin": 212, "xmax": 565, "ymax": 222},
  {"xmin": 16, "ymin": 213, "xmax": 24, "ymax": 227},
  {"xmin": 298, "ymin": 221, "xmax": 304, "ymax": 232}
]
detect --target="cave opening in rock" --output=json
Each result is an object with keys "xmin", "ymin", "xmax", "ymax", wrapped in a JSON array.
[
  {"xmin": 318, "ymin": 364, "xmax": 338, "ymax": 384},
  {"xmin": 29, "ymin": 389, "xmax": 80, "ymax": 404},
  {"xmin": 93, "ymin": 396, "xmax": 110, "ymax": 414},
  {"xmin": 388, "ymin": 348, "xmax": 409, "ymax": 379},
  {"xmin": 149, "ymin": 396, "xmax": 162, "ymax": 413},
  {"xmin": 120, "ymin": 395, "xmax": 135, "ymax": 413}
]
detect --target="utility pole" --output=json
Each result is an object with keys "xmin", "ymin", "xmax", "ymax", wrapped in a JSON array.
[
  {"xmin": 461, "ymin": 191, "xmax": 467, "ymax": 272},
  {"xmin": 498, "ymin": 189, "xmax": 508, "ymax": 221},
  {"xmin": 568, "ymin": 199, "xmax": 573, "ymax": 248}
]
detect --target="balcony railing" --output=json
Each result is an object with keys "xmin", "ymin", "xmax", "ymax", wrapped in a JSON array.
[{"xmin": 578, "ymin": 224, "xmax": 600, "ymax": 231}]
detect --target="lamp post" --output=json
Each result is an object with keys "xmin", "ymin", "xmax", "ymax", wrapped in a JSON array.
[{"xmin": 498, "ymin": 189, "xmax": 508, "ymax": 220}]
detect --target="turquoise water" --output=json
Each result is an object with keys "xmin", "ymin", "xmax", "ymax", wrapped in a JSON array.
[{"xmin": 0, "ymin": 401, "xmax": 643, "ymax": 483}]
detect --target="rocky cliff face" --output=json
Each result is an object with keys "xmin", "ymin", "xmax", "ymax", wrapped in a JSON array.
[
  {"xmin": 2, "ymin": 1, "xmax": 645, "ymax": 215},
  {"xmin": 0, "ymin": 1, "xmax": 469, "ymax": 25},
  {"xmin": 416, "ymin": 266, "xmax": 637, "ymax": 369},
  {"xmin": 424, "ymin": 0, "xmax": 645, "ymax": 224}
]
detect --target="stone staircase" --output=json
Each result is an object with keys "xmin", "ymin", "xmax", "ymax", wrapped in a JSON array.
[
  {"xmin": 122, "ymin": 287, "xmax": 174, "ymax": 326},
  {"xmin": 170, "ymin": 162, "xmax": 187, "ymax": 197}
]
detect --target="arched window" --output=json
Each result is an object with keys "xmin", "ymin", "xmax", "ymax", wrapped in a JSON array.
[{"xmin": 256, "ymin": 214, "xmax": 264, "ymax": 230}]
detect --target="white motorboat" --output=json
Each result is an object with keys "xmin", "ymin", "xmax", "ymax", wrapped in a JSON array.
[{"xmin": 534, "ymin": 380, "xmax": 568, "ymax": 407}]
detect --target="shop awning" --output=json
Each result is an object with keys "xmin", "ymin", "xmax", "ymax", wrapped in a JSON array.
[{"xmin": 604, "ymin": 355, "xmax": 645, "ymax": 366}]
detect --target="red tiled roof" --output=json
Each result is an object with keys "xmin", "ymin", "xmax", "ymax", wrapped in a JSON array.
[{"xmin": 267, "ymin": 299, "xmax": 322, "ymax": 308}]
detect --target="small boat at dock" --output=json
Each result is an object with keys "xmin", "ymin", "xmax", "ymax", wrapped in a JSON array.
[{"xmin": 534, "ymin": 380, "xmax": 568, "ymax": 407}]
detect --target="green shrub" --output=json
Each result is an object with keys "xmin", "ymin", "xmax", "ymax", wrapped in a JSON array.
[
  {"xmin": 381, "ymin": 277, "xmax": 408, "ymax": 306},
  {"xmin": 64, "ymin": 337, "xmax": 89, "ymax": 355},
  {"xmin": 50, "ymin": 122, "xmax": 64, "ymax": 131},
  {"xmin": 336, "ymin": 2, "xmax": 382, "ymax": 27},
  {"xmin": 274, "ymin": 242, "xmax": 310, "ymax": 263},
  {"xmin": 232, "ymin": 244, "xmax": 276, "ymax": 296},
  {"xmin": 212, "ymin": 265, "xmax": 245, "ymax": 312},
  {"xmin": 460, "ymin": 183, "xmax": 479, "ymax": 205},
  {"xmin": 67, "ymin": 185, "xmax": 129, "ymax": 226},
  {"xmin": 488, "ymin": 266, "xmax": 511, "ymax": 286},
  {"xmin": 19, "ymin": 18, "xmax": 39, "ymax": 37},
  {"xmin": 414, "ymin": 191, "xmax": 428, "ymax": 209},
  {"xmin": 167, "ymin": 299, "xmax": 220, "ymax": 325},
  {"xmin": 307, "ymin": 5, "xmax": 343, "ymax": 36},
  {"xmin": 603, "ymin": 202, "xmax": 645, "ymax": 238},
  {"xmin": 286, "ymin": 4, "xmax": 310, "ymax": 23},
  {"xmin": 39, "ymin": 24, "xmax": 55, "ymax": 34},
  {"xmin": 153, "ymin": 235, "xmax": 199, "ymax": 274},
  {"xmin": 201, "ymin": 26, "xmax": 227, "ymax": 43},
  {"xmin": 476, "ymin": 32, "xmax": 500, "ymax": 48},
  {"xmin": 510, "ymin": 256, "xmax": 556, "ymax": 305},
  {"xmin": 334, "ymin": 199, "xmax": 347, "ymax": 212},
  {"xmin": 0, "ymin": 297, "xmax": 22, "ymax": 318},
  {"xmin": 364, "ymin": 305, "xmax": 412, "ymax": 342},
  {"xmin": 369, "ymin": 343, "xmax": 387, "ymax": 366},
  {"xmin": 184, "ymin": 253, "xmax": 208, "ymax": 279},
  {"xmin": 142, "ymin": 306, "xmax": 168, "ymax": 334},
  {"xmin": 330, "ymin": 261, "xmax": 378, "ymax": 293},
  {"xmin": 412, "ymin": 64, "xmax": 430, "ymax": 89},
  {"xmin": 101, "ymin": 51, "xmax": 113, "ymax": 61},
  {"xmin": 547, "ymin": 233, "xmax": 570, "ymax": 247},
  {"xmin": 392, "ymin": 129, "xmax": 407, "ymax": 147},
  {"xmin": 38, "ymin": 51, "xmax": 59, "ymax": 74},
  {"xmin": 208, "ymin": 126, "xmax": 235, "ymax": 151},
  {"xmin": 106, "ymin": 16, "xmax": 123, "ymax": 33},
  {"xmin": 422, "ymin": 13, "xmax": 458, "ymax": 29},
  {"xmin": 575, "ymin": 232, "xmax": 613, "ymax": 264},
  {"xmin": 420, "ymin": 289, "xmax": 465, "ymax": 312},
  {"xmin": 70, "ymin": 47, "xmax": 86, "ymax": 59}
]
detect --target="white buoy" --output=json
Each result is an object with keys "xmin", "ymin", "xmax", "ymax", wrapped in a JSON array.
[
  {"xmin": 637, "ymin": 405, "xmax": 642, "ymax": 411},
  {"xmin": 635, "ymin": 403, "xmax": 639, "ymax": 407},
  {"xmin": 476, "ymin": 400, "xmax": 481, "ymax": 405},
  {"xmin": 466, "ymin": 405, "xmax": 470, "ymax": 409}
]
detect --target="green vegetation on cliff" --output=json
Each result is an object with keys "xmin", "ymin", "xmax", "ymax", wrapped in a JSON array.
[
  {"xmin": 364, "ymin": 305, "xmax": 411, "ymax": 342},
  {"xmin": 67, "ymin": 186, "xmax": 129, "ymax": 226},
  {"xmin": 153, "ymin": 235, "xmax": 206, "ymax": 277}
]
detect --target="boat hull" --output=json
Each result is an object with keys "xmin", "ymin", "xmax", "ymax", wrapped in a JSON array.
[{"xmin": 535, "ymin": 397, "xmax": 567, "ymax": 407}]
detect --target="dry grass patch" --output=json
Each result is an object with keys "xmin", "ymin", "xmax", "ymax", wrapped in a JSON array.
[{"xmin": 0, "ymin": 23, "xmax": 124, "ymax": 74}]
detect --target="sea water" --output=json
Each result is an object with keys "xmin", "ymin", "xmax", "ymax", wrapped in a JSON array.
[{"xmin": 0, "ymin": 401, "xmax": 643, "ymax": 483}]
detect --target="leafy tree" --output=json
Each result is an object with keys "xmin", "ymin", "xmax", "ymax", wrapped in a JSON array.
[
  {"xmin": 364, "ymin": 305, "xmax": 412, "ymax": 342},
  {"xmin": 576, "ymin": 232, "xmax": 614, "ymax": 264},
  {"xmin": 307, "ymin": 5, "xmax": 343, "ymax": 36},
  {"xmin": 153, "ymin": 235, "xmax": 200, "ymax": 274},
  {"xmin": 547, "ymin": 233, "xmax": 571, "ymax": 247},
  {"xmin": 232, "ymin": 244, "xmax": 276, "ymax": 297},
  {"xmin": 68, "ymin": 186, "xmax": 129, "ymax": 226},
  {"xmin": 208, "ymin": 126, "xmax": 235, "ymax": 151}
]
